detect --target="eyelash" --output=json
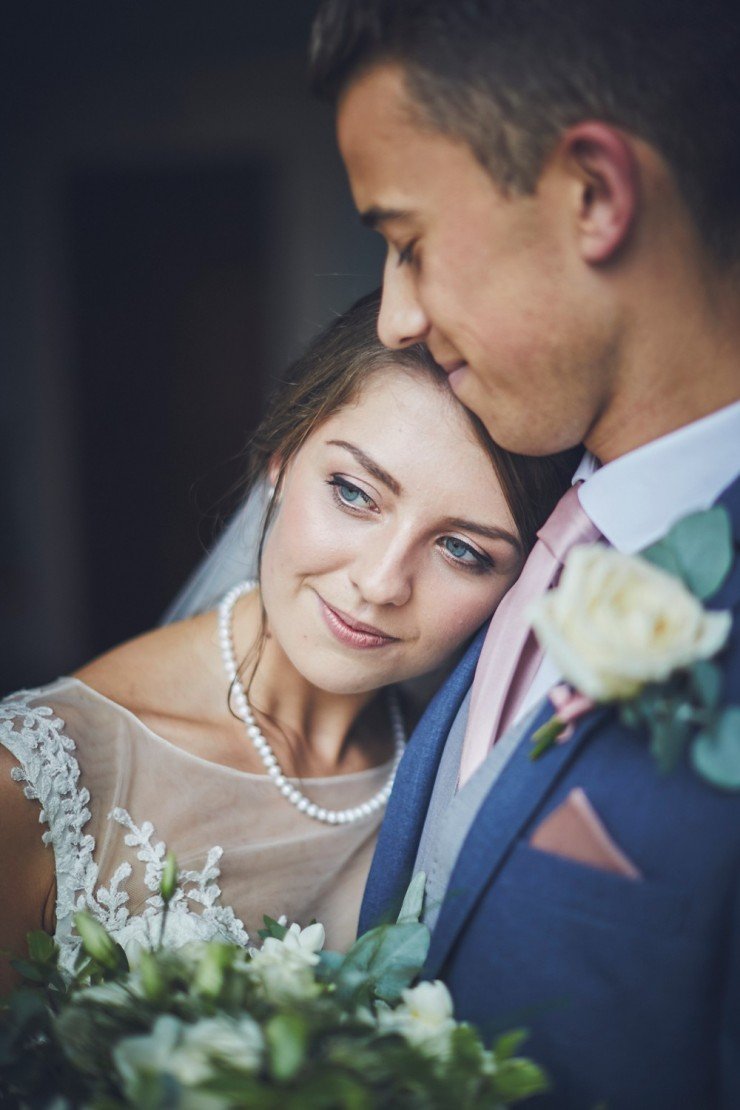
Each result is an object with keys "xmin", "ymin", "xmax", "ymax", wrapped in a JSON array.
[
  {"xmin": 438, "ymin": 538, "xmax": 494, "ymax": 574},
  {"xmin": 327, "ymin": 476, "xmax": 494, "ymax": 574},
  {"xmin": 327, "ymin": 476, "xmax": 376, "ymax": 512},
  {"xmin": 396, "ymin": 240, "xmax": 417, "ymax": 268}
]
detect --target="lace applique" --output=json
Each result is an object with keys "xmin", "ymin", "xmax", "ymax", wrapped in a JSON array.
[
  {"xmin": 0, "ymin": 690, "xmax": 250, "ymax": 974},
  {"xmin": 1, "ymin": 691, "xmax": 97, "ymax": 972}
]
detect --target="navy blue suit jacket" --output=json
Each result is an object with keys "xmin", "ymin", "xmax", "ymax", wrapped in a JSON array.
[{"xmin": 360, "ymin": 475, "xmax": 740, "ymax": 1109}]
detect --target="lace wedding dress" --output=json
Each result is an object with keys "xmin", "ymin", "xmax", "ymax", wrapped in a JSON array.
[{"xmin": 1, "ymin": 677, "xmax": 389, "ymax": 974}]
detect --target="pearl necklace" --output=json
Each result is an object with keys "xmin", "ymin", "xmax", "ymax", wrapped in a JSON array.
[{"xmin": 218, "ymin": 581, "xmax": 406, "ymax": 825}]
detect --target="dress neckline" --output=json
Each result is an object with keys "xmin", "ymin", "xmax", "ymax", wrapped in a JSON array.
[{"xmin": 65, "ymin": 676, "xmax": 395, "ymax": 785}]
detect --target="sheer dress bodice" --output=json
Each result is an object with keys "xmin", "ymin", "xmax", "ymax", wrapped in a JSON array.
[{"xmin": 0, "ymin": 678, "xmax": 389, "ymax": 972}]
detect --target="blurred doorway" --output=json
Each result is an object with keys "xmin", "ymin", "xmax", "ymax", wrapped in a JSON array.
[{"xmin": 68, "ymin": 161, "xmax": 272, "ymax": 655}]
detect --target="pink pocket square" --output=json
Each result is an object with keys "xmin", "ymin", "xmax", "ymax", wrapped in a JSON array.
[{"xmin": 530, "ymin": 787, "xmax": 642, "ymax": 879}]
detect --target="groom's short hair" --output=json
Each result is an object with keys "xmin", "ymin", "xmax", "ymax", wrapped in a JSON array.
[{"xmin": 310, "ymin": 0, "xmax": 740, "ymax": 264}]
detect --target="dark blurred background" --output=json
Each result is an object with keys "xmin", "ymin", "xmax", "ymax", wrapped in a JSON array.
[{"xmin": 1, "ymin": 1, "xmax": 383, "ymax": 693}]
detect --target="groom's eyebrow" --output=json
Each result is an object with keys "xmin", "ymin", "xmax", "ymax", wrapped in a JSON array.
[
  {"xmin": 360, "ymin": 205, "xmax": 412, "ymax": 230},
  {"xmin": 326, "ymin": 440, "xmax": 401, "ymax": 495}
]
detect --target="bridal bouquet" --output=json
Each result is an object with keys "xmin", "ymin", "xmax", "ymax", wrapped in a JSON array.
[{"xmin": 0, "ymin": 867, "xmax": 546, "ymax": 1109}]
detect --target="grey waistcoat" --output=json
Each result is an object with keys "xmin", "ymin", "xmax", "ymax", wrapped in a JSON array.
[{"xmin": 414, "ymin": 691, "xmax": 544, "ymax": 930}]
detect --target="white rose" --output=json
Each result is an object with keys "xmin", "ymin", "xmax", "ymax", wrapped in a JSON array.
[
  {"xmin": 377, "ymin": 980, "xmax": 457, "ymax": 1059},
  {"xmin": 114, "ymin": 1013, "xmax": 262, "ymax": 1095},
  {"xmin": 179, "ymin": 1015, "xmax": 263, "ymax": 1078},
  {"xmin": 247, "ymin": 921, "xmax": 325, "ymax": 1002},
  {"xmin": 530, "ymin": 544, "xmax": 732, "ymax": 701}
]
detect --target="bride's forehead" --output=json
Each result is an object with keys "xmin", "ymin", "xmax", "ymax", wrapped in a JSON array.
[
  {"xmin": 327, "ymin": 367, "xmax": 468, "ymax": 435},
  {"xmin": 304, "ymin": 371, "xmax": 495, "ymax": 479}
]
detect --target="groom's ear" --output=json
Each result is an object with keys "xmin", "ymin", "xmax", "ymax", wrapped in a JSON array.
[{"xmin": 556, "ymin": 121, "xmax": 639, "ymax": 264}]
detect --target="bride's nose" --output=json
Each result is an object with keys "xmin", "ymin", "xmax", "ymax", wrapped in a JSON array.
[
  {"xmin": 377, "ymin": 258, "xmax": 430, "ymax": 349},
  {"xmin": 350, "ymin": 535, "xmax": 413, "ymax": 608}
]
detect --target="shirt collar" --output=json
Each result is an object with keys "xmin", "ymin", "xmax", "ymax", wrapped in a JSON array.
[{"xmin": 574, "ymin": 400, "xmax": 740, "ymax": 554}]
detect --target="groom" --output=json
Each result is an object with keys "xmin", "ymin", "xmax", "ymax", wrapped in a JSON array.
[{"xmin": 310, "ymin": 2, "xmax": 740, "ymax": 1107}]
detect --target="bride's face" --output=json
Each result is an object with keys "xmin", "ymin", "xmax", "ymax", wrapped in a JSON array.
[{"xmin": 259, "ymin": 366, "xmax": 523, "ymax": 695}]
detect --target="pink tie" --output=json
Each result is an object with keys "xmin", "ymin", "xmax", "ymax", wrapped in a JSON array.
[{"xmin": 458, "ymin": 483, "xmax": 601, "ymax": 788}]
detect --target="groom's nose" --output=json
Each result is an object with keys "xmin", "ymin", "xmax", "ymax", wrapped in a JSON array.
[{"xmin": 377, "ymin": 258, "xmax": 430, "ymax": 349}]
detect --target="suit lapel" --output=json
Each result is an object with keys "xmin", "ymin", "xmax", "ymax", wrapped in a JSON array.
[
  {"xmin": 358, "ymin": 626, "xmax": 487, "ymax": 932},
  {"xmin": 425, "ymin": 698, "xmax": 610, "ymax": 977}
]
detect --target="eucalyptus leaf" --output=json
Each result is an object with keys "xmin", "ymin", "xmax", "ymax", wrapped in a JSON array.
[
  {"xmin": 641, "ymin": 507, "xmax": 733, "ymax": 600},
  {"xmin": 691, "ymin": 708, "xmax": 740, "ymax": 789},
  {"xmin": 647, "ymin": 710, "xmax": 692, "ymax": 773},
  {"xmin": 690, "ymin": 660, "xmax": 723, "ymax": 713},
  {"xmin": 396, "ymin": 871, "xmax": 427, "ymax": 925},
  {"xmin": 640, "ymin": 538, "xmax": 682, "ymax": 579},
  {"xmin": 335, "ymin": 921, "xmax": 430, "ymax": 1005},
  {"xmin": 9, "ymin": 958, "xmax": 49, "ymax": 984}
]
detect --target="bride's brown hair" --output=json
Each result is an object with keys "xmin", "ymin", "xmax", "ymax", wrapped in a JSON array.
[{"xmin": 246, "ymin": 287, "xmax": 580, "ymax": 566}]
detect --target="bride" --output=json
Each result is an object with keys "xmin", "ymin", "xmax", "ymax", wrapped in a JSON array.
[{"xmin": 0, "ymin": 290, "xmax": 576, "ymax": 991}]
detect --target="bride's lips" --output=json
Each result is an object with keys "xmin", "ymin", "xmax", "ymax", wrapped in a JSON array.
[{"xmin": 317, "ymin": 596, "xmax": 400, "ymax": 650}]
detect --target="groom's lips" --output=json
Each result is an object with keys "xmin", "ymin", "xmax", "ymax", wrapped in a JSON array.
[{"xmin": 436, "ymin": 357, "xmax": 469, "ymax": 389}]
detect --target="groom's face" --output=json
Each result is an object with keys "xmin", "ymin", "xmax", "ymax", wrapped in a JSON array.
[{"xmin": 337, "ymin": 65, "xmax": 610, "ymax": 457}]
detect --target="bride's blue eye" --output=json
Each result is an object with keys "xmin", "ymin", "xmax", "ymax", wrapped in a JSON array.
[
  {"xmin": 441, "ymin": 536, "xmax": 492, "ymax": 571},
  {"xmin": 328, "ymin": 477, "xmax": 374, "ymax": 510}
]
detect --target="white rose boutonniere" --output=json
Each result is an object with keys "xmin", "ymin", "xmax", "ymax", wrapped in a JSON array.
[
  {"xmin": 527, "ymin": 507, "xmax": 739, "ymax": 788},
  {"xmin": 532, "ymin": 545, "xmax": 730, "ymax": 701}
]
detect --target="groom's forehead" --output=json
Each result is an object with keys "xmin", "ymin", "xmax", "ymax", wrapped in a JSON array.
[{"xmin": 337, "ymin": 65, "xmax": 492, "ymax": 217}]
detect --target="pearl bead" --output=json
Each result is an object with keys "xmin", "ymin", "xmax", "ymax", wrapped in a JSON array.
[{"xmin": 218, "ymin": 579, "xmax": 405, "ymax": 825}]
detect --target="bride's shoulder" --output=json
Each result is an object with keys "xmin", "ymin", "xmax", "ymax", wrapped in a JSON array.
[{"xmin": 73, "ymin": 610, "xmax": 222, "ymax": 726}]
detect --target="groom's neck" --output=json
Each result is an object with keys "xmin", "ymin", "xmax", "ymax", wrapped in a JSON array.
[{"xmin": 584, "ymin": 243, "xmax": 740, "ymax": 465}]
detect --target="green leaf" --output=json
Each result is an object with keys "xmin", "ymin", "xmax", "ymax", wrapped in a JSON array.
[
  {"xmin": 640, "ymin": 537, "xmax": 682, "ymax": 579},
  {"xmin": 691, "ymin": 708, "xmax": 740, "ymax": 789},
  {"xmin": 316, "ymin": 949, "xmax": 344, "ymax": 979},
  {"xmin": 26, "ymin": 930, "xmax": 57, "ymax": 964},
  {"xmin": 258, "ymin": 915, "xmax": 288, "ymax": 942},
  {"xmin": 335, "ymin": 921, "xmax": 430, "ymax": 1006},
  {"xmin": 647, "ymin": 709, "xmax": 693, "ymax": 773},
  {"xmin": 9, "ymin": 957, "xmax": 47, "ymax": 984},
  {"xmin": 690, "ymin": 660, "xmax": 723, "ymax": 713},
  {"xmin": 396, "ymin": 871, "xmax": 427, "ymax": 925},
  {"xmin": 493, "ymin": 1028, "xmax": 529, "ymax": 1060},
  {"xmin": 641, "ymin": 507, "xmax": 733, "ymax": 600},
  {"xmin": 493, "ymin": 1056, "xmax": 549, "ymax": 1102},
  {"xmin": 266, "ymin": 1013, "xmax": 308, "ymax": 1081},
  {"xmin": 530, "ymin": 716, "xmax": 566, "ymax": 760}
]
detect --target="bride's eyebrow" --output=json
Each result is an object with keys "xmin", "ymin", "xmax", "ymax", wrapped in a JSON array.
[
  {"xmin": 439, "ymin": 517, "xmax": 522, "ymax": 554},
  {"xmin": 326, "ymin": 440, "xmax": 401, "ymax": 496}
]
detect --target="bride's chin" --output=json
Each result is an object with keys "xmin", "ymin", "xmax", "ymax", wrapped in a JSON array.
[{"xmin": 289, "ymin": 655, "xmax": 397, "ymax": 698}]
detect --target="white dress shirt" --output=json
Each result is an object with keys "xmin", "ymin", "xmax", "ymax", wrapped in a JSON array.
[{"xmin": 515, "ymin": 399, "xmax": 740, "ymax": 724}]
